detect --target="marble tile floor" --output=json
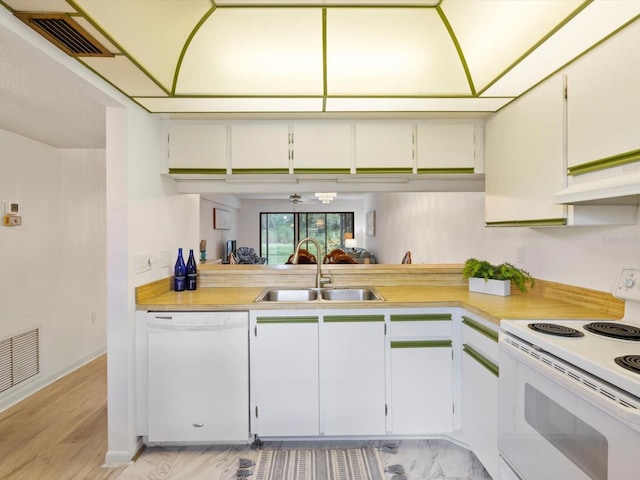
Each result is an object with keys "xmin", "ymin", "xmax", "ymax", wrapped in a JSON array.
[{"xmin": 113, "ymin": 439, "xmax": 492, "ymax": 480}]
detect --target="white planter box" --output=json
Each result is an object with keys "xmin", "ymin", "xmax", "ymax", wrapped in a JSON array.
[{"xmin": 469, "ymin": 277, "xmax": 511, "ymax": 296}]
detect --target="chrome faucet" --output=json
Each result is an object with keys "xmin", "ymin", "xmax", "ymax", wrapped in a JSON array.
[{"xmin": 292, "ymin": 237, "xmax": 332, "ymax": 289}]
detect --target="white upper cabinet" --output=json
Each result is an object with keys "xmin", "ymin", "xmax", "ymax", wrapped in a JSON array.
[
  {"xmin": 354, "ymin": 124, "xmax": 414, "ymax": 172},
  {"xmin": 230, "ymin": 124, "xmax": 290, "ymax": 172},
  {"xmin": 416, "ymin": 124, "xmax": 476, "ymax": 172},
  {"xmin": 567, "ymin": 21, "xmax": 640, "ymax": 170},
  {"xmin": 485, "ymin": 75, "xmax": 566, "ymax": 225},
  {"xmin": 168, "ymin": 122, "xmax": 228, "ymax": 172},
  {"xmin": 291, "ymin": 123, "xmax": 352, "ymax": 173}
]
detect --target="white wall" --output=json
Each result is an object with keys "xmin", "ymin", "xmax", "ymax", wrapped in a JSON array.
[
  {"xmin": 365, "ymin": 191, "xmax": 640, "ymax": 292},
  {"xmin": 199, "ymin": 195, "xmax": 240, "ymax": 262},
  {"xmin": 0, "ymin": 129, "xmax": 106, "ymax": 411}
]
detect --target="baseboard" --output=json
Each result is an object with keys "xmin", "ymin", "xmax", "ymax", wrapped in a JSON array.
[
  {"xmin": 104, "ymin": 436, "xmax": 144, "ymax": 466},
  {"xmin": 0, "ymin": 347, "xmax": 106, "ymax": 414}
]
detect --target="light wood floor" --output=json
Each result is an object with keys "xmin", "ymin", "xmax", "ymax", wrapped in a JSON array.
[{"xmin": 0, "ymin": 354, "xmax": 125, "ymax": 480}]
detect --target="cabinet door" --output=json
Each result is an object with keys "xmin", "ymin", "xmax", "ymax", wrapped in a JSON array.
[
  {"xmin": 416, "ymin": 124, "xmax": 475, "ymax": 172},
  {"xmin": 567, "ymin": 21, "xmax": 640, "ymax": 169},
  {"xmin": 230, "ymin": 124, "xmax": 290, "ymax": 172},
  {"xmin": 354, "ymin": 124, "xmax": 414, "ymax": 173},
  {"xmin": 390, "ymin": 341, "xmax": 453, "ymax": 434},
  {"xmin": 321, "ymin": 315, "xmax": 386, "ymax": 435},
  {"xmin": 168, "ymin": 123, "xmax": 227, "ymax": 172},
  {"xmin": 252, "ymin": 317, "xmax": 319, "ymax": 436},
  {"xmin": 292, "ymin": 124, "xmax": 352, "ymax": 173},
  {"xmin": 461, "ymin": 345, "xmax": 499, "ymax": 480},
  {"xmin": 485, "ymin": 74, "xmax": 566, "ymax": 225},
  {"xmin": 148, "ymin": 328, "xmax": 249, "ymax": 442}
]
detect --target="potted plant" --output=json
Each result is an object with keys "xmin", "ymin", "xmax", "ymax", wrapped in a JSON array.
[{"xmin": 462, "ymin": 258, "xmax": 534, "ymax": 296}]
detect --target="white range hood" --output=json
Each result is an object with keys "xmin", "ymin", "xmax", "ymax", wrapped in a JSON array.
[{"xmin": 554, "ymin": 166, "xmax": 640, "ymax": 205}]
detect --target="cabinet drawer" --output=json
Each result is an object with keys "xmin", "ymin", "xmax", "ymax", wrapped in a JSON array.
[
  {"xmin": 390, "ymin": 313, "xmax": 452, "ymax": 337},
  {"xmin": 461, "ymin": 315, "xmax": 498, "ymax": 364}
]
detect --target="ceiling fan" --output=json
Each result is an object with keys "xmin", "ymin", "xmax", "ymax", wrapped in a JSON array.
[{"xmin": 289, "ymin": 193, "xmax": 304, "ymax": 204}]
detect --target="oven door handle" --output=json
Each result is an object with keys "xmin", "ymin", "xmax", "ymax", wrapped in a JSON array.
[{"xmin": 500, "ymin": 340, "xmax": 640, "ymax": 429}]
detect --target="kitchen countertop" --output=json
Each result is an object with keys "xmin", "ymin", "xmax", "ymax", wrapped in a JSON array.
[{"xmin": 137, "ymin": 284, "xmax": 621, "ymax": 326}]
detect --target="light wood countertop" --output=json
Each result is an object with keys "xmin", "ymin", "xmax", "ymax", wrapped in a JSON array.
[{"xmin": 137, "ymin": 284, "xmax": 621, "ymax": 326}]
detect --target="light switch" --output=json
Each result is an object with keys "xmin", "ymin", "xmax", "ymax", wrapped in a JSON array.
[
  {"xmin": 134, "ymin": 252, "xmax": 152, "ymax": 274},
  {"xmin": 160, "ymin": 249, "xmax": 171, "ymax": 268}
]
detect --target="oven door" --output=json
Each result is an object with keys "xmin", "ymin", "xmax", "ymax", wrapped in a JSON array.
[{"xmin": 499, "ymin": 338, "xmax": 640, "ymax": 480}]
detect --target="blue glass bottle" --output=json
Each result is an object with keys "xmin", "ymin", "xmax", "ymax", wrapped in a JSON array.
[
  {"xmin": 174, "ymin": 248, "xmax": 186, "ymax": 291},
  {"xmin": 186, "ymin": 249, "xmax": 197, "ymax": 290}
]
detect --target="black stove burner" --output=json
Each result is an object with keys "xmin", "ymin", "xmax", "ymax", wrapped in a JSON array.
[
  {"xmin": 528, "ymin": 323, "xmax": 584, "ymax": 337},
  {"xmin": 615, "ymin": 355, "xmax": 640, "ymax": 374},
  {"xmin": 584, "ymin": 322, "xmax": 640, "ymax": 341}
]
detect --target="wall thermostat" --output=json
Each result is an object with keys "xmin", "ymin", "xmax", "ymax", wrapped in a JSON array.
[{"xmin": 3, "ymin": 201, "xmax": 19, "ymax": 215}]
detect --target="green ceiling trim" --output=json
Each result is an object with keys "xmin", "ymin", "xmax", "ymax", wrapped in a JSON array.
[
  {"xmin": 232, "ymin": 168, "xmax": 289, "ymax": 174},
  {"xmin": 568, "ymin": 148, "xmax": 640, "ymax": 176},
  {"xmin": 168, "ymin": 168, "xmax": 227, "ymax": 175},
  {"xmin": 436, "ymin": 5, "xmax": 475, "ymax": 96},
  {"xmin": 173, "ymin": 5, "xmax": 217, "ymax": 96},
  {"xmin": 417, "ymin": 167, "xmax": 474, "ymax": 174},
  {"xmin": 0, "ymin": 1, "xmax": 14, "ymax": 12},
  {"xmin": 293, "ymin": 168, "xmax": 351, "ymax": 174},
  {"xmin": 391, "ymin": 340, "xmax": 452, "ymax": 349},
  {"xmin": 356, "ymin": 167, "xmax": 413, "ymax": 174},
  {"xmin": 68, "ymin": 0, "xmax": 171, "ymax": 96},
  {"xmin": 478, "ymin": 0, "xmax": 593, "ymax": 96},
  {"xmin": 485, "ymin": 218, "xmax": 567, "ymax": 227}
]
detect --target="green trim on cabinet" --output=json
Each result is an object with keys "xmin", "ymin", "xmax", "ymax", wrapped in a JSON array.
[
  {"xmin": 463, "ymin": 344, "xmax": 499, "ymax": 377},
  {"xmin": 568, "ymin": 148, "xmax": 640, "ymax": 176},
  {"xmin": 257, "ymin": 316, "xmax": 318, "ymax": 324},
  {"xmin": 485, "ymin": 218, "xmax": 567, "ymax": 227},
  {"xmin": 324, "ymin": 315, "xmax": 385, "ymax": 323},
  {"xmin": 322, "ymin": 8, "xmax": 328, "ymax": 112},
  {"xmin": 462, "ymin": 316, "xmax": 498, "ymax": 342},
  {"xmin": 391, "ymin": 340, "xmax": 452, "ymax": 349},
  {"xmin": 417, "ymin": 167, "xmax": 474, "ymax": 174},
  {"xmin": 231, "ymin": 168, "xmax": 289, "ymax": 174},
  {"xmin": 293, "ymin": 168, "xmax": 351, "ymax": 174},
  {"xmin": 168, "ymin": 168, "xmax": 226, "ymax": 175},
  {"xmin": 390, "ymin": 313, "xmax": 452, "ymax": 322},
  {"xmin": 355, "ymin": 167, "xmax": 413, "ymax": 174}
]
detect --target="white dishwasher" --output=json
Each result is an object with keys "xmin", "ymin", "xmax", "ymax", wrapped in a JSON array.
[{"xmin": 146, "ymin": 311, "xmax": 249, "ymax": 443}]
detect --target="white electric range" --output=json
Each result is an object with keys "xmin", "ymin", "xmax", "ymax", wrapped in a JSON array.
[{"xmin": 498, "ymin": 268, "xmax": 640, "ymax": 480}]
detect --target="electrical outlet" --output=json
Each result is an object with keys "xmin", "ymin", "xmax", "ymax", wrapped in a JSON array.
[
  {"xmin": 516, "ymin": 245, "xmax": 525, "ymax": 264},
  {"xmin": 160, "ymin": 249, "xmax": 171, "ymax": 268},
  {"xmin": 3, "ymin": 214, "xmax": 21, "ymax": 226},
  {"xmin": 134, "ymin": 252, "xmax": 152, "ymax": 274}
]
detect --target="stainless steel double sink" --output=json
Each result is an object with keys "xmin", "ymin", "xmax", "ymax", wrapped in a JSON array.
[{"xmin": 255, "ymin": 287, "xmax": 384, "ymax": 302}]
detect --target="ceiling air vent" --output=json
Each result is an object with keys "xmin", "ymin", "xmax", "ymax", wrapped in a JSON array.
[{"xmin": 14, "ymin": 12, "xmax": 113, "ymax": 57}]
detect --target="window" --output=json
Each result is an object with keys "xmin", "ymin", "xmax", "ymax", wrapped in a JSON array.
[{"xmin": 260, "ymin": 212, "xmax": 354, "ymax": 264}]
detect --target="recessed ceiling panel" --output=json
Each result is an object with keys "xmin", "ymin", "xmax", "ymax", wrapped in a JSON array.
[
  {"xmin": 327, "ymin": 8, "xmax": 469, "ymax": 96},
  {"xmin": 136, "ymin": 97, "xmax": 324, "ymax": 113},
  {"xmin": 326, "ymin": 97, "xmax": 512, "ymax": 112},
  {"xmin": 3, "ymin": 0, "xmax": 74, "ymax": 12},
  {"xmin": 176, "ymin": 8, "xmax": 323, "ymax": 95},
  {"xmin": 75, "ymin": 0, "xmax": 211, "ymax": 91},
  {"xmin": 443, "ymin": 0, "xmax": 583, "ymax": 93},
  {"xmin": 81, "ymin": 55, "xmax": 168, "ymax": 97},
  {"xmin": 485, "ymin": 1, "xmax": 640, "ymax": 97}
]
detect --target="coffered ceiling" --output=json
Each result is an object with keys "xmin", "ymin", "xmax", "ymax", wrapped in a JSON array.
[{"xmin": 2, "ymin": 0, "xmax": 639, "ymax": 117}]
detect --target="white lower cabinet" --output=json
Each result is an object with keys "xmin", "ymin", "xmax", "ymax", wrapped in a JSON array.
[
  {"xmin": 321, "ymin": 314, "xmax": 387, "ymax": 435},
  {"xmin": 390, "ymin": 341, "xmax": 453, "ymax": 434},
  {"xmin": 251, "ymin": 315, "xmax": 320, "ymax": 436},
  {"xmin": 460, "ymin": 315, "xmax": 499, "ymax": 480}
]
